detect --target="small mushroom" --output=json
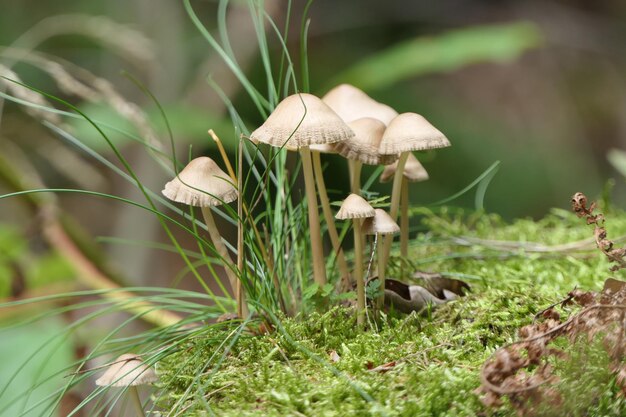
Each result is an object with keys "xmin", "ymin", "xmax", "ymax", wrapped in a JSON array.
[
  {"xmin": 336, "ymin": 194, "xmax": 375, "ymax": 325},
  {"xmin": 251, "ymin": 93, "xmax": 354, "ymax": 286},
  {"xmin": 95, "ymin": 354, "xmax": 157, "ymax": 417},
  {"xmin": 322, "ymin": 84, "xmax": 398, "ymax": 125},
  {"xmin": 380, "ymin": 153, "xmax": 429, "ymax": 259},
  {"xmin": 162, "ymin": 156, "xmax": 247, "ymax": 316},
  {"xmin": 378, "ymin": 113, "xmax": 451, "ymax": 275},
  {"xmin": 362, "ymin": 209, "xmax": 400, "ymax": 308}
]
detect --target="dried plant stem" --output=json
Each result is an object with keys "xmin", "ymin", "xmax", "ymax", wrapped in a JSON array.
[
  {"xmin": 312, "ymin": 151, "xmax": 350, "ymax": 287},
  {"xmin": 353, "ymin": 219, "xmax": 366, "ymax": 325},
  {"xmin": 43, "ymin": 217, "xmax": 181, "ymax": 327},
  {"xmin": 236, "ymin": 140, "xmax": 249, "ymax": 318},
  {"xmin": 376, "ymin": 233, "xmax": 386, "ymax": 309},
  {"xmin": 200, "ymin": 207, "xmax": 241, "ymax": 304},
  {"xmin": 300, "ymin": 147, "xmax": 327, "ymax": 285},
  {"xmin": 209, "ymin": 130, "xmax": 284, "ymax": 312}
]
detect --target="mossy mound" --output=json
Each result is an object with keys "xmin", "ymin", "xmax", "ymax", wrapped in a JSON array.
[{"xmin": 156, "ymin": 208, "xmax": 626, "ymax": 416}]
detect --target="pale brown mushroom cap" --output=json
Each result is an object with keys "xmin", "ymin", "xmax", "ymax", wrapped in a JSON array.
[
  {"xmin": 335, "ymin": 193, "xmax": 375, "ymax": 220},
  {"xmin": 362, "ymin": 209, "xmax": 400, "ymax": 235},
  {"xmin": 380, "ymin": 152, "xmax": 429, "ymax": 183},
  {"xmin": 378, "ymin": 113, "xmax": 451, "ymax": 155},
  {"xmin": 334, "ymin": 118, "xmax": 398, "ymax": 165},
  {"xmin": 162, "ymin": 157, "xmax": 237, "ymax": 207},
  {"xmin": 95, "ymin": 354, "xmax": 158, "ymax": 387},
  {"xmin": 249, "ymin": 93, "xmax": 354, "ymax": 150},
  {"xmin": 322, "ymin": 84, "xmax": 398, "ymax": 125}
]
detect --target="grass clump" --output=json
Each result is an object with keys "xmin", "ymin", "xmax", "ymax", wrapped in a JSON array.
[{"xmin": 156, "ymin": 207, "xmax": 626, "ymax": 416}]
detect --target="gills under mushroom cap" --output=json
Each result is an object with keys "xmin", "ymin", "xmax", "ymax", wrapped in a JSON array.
[
  {"xmin": 379, "ymin": 113, "xmax": 451, "ymax": 155},
  {"xmin": 335, "ymin": 193, "xmax": 375, "ymax": 220},
  {"xmin": 362, "ymin": 209, "xmax": 400, "ymax": 235},
  {"xmin": 322, "ymin": 84, "xmax": 398, "ymax": 125},
  {"xmin": 95, "ymin": 354, "xmax": 157, "ymax": 387},
  {"xmin": 380, "ymin": 152, "xmax": 429, "ymax": 183},
  {"xmin": 334, "ymin": 117, "xmax": 398, "ymax": 165},
  {"xmin": 250, "ymin": 93, "xmax": 354, "ymax": 150},
  {"xmin": 162, "ymin": 157, "xmax": 237, "ymax": 207}
]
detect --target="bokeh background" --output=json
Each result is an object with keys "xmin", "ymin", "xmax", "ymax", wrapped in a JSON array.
[{"xmin": 2, "ymin": 0, "xmax": 626, "ymax": 415}]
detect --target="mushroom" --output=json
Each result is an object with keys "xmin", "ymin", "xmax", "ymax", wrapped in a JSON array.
[
  {"xmin": 95, "ymin": 354, "xmax": 157, "ymax": 417},
  {"xmin": 380, "ymin": 153, "xmax": 429, "ymax": 259},
  {"xmin": 322, "ymin": 84, "xmax": 398, "ymax": 125},
  {"xmin": 362, "ymin": 209, "xmax": 400, "ymax": 308},
  {"xmin": 336, "ymin": 193, "xmax": 375, "ymax": 325},
  {"xmin": 162, "ymin": 156, "xmax": 247, "ymax": 316},
  {"xmin": 377, "ymin": 113, "xmax": 450, "ymax": 283},
  {"xmin": 334, "ymin": 117, "xmax": 397, "ymax": 195},
  {"xmin": 309, "ymin": 143, "xmax": 351, "ymax": 287},
  {"xmin": 251, "ymin": 93, "xmax": 353, "ymax": 286}
]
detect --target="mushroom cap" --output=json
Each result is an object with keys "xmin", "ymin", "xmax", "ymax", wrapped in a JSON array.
[
  {"xmin": 162, "ymin": 157, "xmax": 237, "ymax": 207},
  {"xmin": 334, "ymin": 118, "xmax": 398, "ymax": 165},
  {"xmin": 380, "ymin": 152, "xmax": 429, "ymax": 183},
  {"xmin": 378, "ymin": 113, "xmax": 450, "ymax": 155},
  {"xmin": 250, "ymin": 93, "xmax": 354, "ymax": 150},
  {"xmin": 322, "ymin": 84, "xmax": 398, "ymax": 125},
  {"xmin": 362, "ymin": 209, "xmax": 400, "ymax": 235},
  {"xmin": 335, "ymin": 193, "xmax": 375, "ymax": 220},
  {"xmin": 95, "ymin": 354, "xmax": 158, "ymax": 387}
]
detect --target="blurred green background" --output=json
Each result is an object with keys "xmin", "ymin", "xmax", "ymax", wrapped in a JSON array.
[{"xmin": 2, "ymin": 1, "xmax": 626, "ymax": 414}]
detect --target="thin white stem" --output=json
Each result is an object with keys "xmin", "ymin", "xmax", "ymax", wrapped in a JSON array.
[
  {"xmin": 401, "ymin": 177, "xmax": 409, "ymax": 259},
  {"xmin": 300, "ymin": 147, "xmax": 327, "ymax": 285},
  {"xmin": 129, "ymin": 386, "xmax": 146, "ymax": 417},
  {"xmin": 377, "ymin": 233, "xmax": 386, "ymax": 309},
  {"xmin": 312, "ymin": 151, "xmax": 350, "ymax": 287},
  {"xmin": 348, "ymin": 159, "xmax": 363, "ymax": 195}
]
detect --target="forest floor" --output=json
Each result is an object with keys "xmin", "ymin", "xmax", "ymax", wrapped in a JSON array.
[{"xmin": 157, "ymin": 207, "xmax": 626, "ymax": 416}]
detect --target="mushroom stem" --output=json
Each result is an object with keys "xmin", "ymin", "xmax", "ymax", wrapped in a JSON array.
[
  {"xmin": 400, "ymin": 176, "xmax": 409, "ymax": 259},
  {"xmin": 200, "ymin": 206, "xmax": 245, "ymax": 311},
  {"xmin": 353, "ymin": 218, "xmax": 366, "ymax": 325},
  {"xmin": 312, "ymin": 151, "xmax": 351, "ymax": 288},
  {"xmin": 379, "ymin": 152, "xmax": 409, "ymax": 286},
  {"xmin": 129, "ymin": 386, "xmax": 146, "ymax": 417},
  {"xmin": 348, "ymin": 159, "xmax": 363, "ymax": 195},
  {"xmin": 300, "ymin": 147, "xmax": 327, "ymax": 286}
]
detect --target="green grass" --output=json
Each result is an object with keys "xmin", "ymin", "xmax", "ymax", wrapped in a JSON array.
[{"xmin": 154, "ymin": 207, "xmax": 626, "ymax": 416}]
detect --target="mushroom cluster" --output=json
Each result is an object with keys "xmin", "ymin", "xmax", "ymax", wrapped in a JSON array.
[
  {"xmin": 160, "ymin": 83, "xmax": 450, "ymax": 323},
  {"xmin": 249, "ymin": 84, "xmax": 451, "ymax": 323}
]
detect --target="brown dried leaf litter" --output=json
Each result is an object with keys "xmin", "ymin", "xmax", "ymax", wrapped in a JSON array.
[{"xmin": 478, "ymin": 193, "xmax": 626, "ymax": 414}]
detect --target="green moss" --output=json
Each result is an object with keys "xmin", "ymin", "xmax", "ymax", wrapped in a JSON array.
[{"xmin": 156, "ymin": 209, "xmax": 626, "ymax": 416}]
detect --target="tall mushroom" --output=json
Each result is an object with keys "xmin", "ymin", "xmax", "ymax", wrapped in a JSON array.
[
  {"xmin": 380, "ymin": 153, "xmax": 429, "ymax": 258},
  {"xmin": 322, "ymin": 84, "xmax": 398, "ymax": 125},
  {"xmin": 334, "ymin": 117, "xmax": 397, "ymax": 195},
  {"xmin": 95, "ymin": 354, "xmax": 157, "ymax": 417},
  {"xmin": 309, "ymin": 143, "xmax": 351, "ymax": 287},
  {"xmin": 335, "ymin": 193, "xmax": 375, "ymax": 325},
  {"xmin": 378, "ymin": 113, "xmax": 451, "ymax": 290},
  {"xmin": 362, "ymin": 209, "xmax": 400, "ymax": 308},
  {"xmin": 162, "ymin": 156, "xmax": 247, "ymax": 316},
  {"xmin": 250, "ymin": 93, "xmax": 353, "ymax": 286}
]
